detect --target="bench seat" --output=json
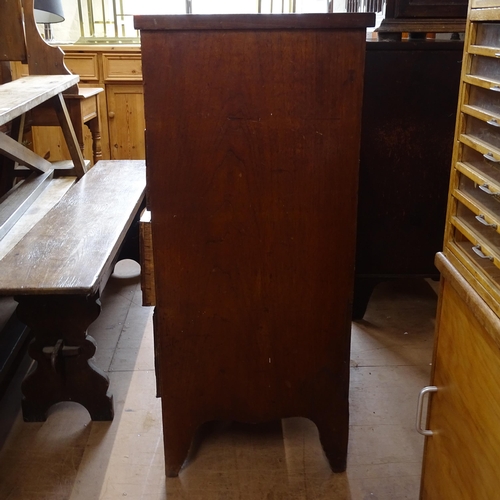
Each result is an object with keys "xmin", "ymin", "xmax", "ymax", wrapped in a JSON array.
[
  {"xmin": 0, "ymin": 75, "xmax": 79, "ymax": 126},
  {"xmin": 0, "ymin": 159, "xmax": 146, "ymax": 421},
  {"xmin": 0, "ymin": 160, "xmax": 145, "ymax": 294}
]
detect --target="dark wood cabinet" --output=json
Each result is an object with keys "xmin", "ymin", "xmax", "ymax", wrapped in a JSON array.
[
  {"xmin": 353, "ymin": 40, "xmax": 463, "ymax": 318},
  {"xmin": 136, "ymin": 13, "xmax": 374, "ymax": 477},
  {"xmin": 388, "ymin": 0, "xmax": 467, "ymax": 20},
  {"xmin": 377, "ymin": 0, "xmax": 467, "ymax": 38}
]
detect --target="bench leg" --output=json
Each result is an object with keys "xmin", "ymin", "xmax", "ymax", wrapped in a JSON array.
[{"xmin": 15, "ymin": 294, "xmax": 114, "ymax": 422}]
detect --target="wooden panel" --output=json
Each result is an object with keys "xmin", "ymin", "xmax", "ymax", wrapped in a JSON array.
[
  {"xmin": 0, "ymin": 177, "xmax": 76, "ymax": 260},
  {"xmin": 140, "ymin": 13, "xmax": 373, "ymax": 476},
  {"xmin": 103, "ymin": 55, "xmax": 142, "ymax": 81},
  {"xmin": 10, "ymin": 61, "xmax": 28, "ymax": 80},
  {"xmin": 31, "ymin": 124, "xmax": 93, "ymax": 164},
  {"xmin": 106, "ymin": 84, "xmax": 145, "ymax": 159},
  {"xmin": 139, "ymin": 209, "xmax": 155, "ymax": 306},
  {"xmin": 64, "ymin": 54, "xmax": 99, "ymax": 81},
  {"xmin": 0, "ymin": 0, "xmax": 26, "ymax": 62},
  {"xmin": 136, "ymin": 12, "xmax": 375, "ymax": 30},
  {"xmin": 421, "ymin": 253, "xmax": 500, "ymax": 499}
]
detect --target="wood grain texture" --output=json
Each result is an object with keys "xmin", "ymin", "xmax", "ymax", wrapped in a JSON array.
[
  {"xmin": 0, "ymin": 75, "xmax": 79, "ymax": 126},
  {"xmin": 106, "ymin": 84, "xmax": 145, "ymax": 160},
  {"xmin": 0, "ymin": 131, "xmax": 53, "ymax": 173},
  {"xmin": 49, "ymin": 94, "xmax": 87, "ymax": 177},
  {"xmin": 0, "ymin": 177, "xmax": 76, "ymax": 260},
  {"xmin": 135, "ymin": 12, "xmax": 375, "ymax": 30},
  {"xmin": 0, "ymin": 170, "xmax": 54, "ymax": 240},
  {"xmin": 139, "ymin": 210, "xmax": 155, "ymax": 306},
  {"xmin": 140, "ymin": 15, "xmax": 371, "ymax": 476},
  {"xmin": 0, "ymin": 0, "xmax": 26, "ymax": 63},
  {"xmin": 0, "ymin": 160, "xmax": 145, "ymax": 295},
  {"xmin": 420, "ymin": 253, "xmax": 500, "ymax": 499}
]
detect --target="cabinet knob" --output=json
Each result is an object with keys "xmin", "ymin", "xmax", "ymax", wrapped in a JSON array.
[{"xmin": 109, "ymin": 111, "xmax": 115, "ymax": 119}]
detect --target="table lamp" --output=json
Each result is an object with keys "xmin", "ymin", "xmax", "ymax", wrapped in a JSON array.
[{"xmin": 34, "ymin": 0, "xmax": 65, "ymax": 41}]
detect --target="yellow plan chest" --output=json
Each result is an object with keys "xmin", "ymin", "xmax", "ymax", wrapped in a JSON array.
[
  {"xmin": 420, "ymin": 1, "xmax": 500, "ymax": 497},
  {"xmin": 444, "ymin": 0, "xmax": 500, "ymax": 315}
]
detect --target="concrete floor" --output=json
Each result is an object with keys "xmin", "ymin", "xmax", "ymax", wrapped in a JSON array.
[{"xmin": 0, "ymin": 260, "xmax": 437, "ymax": 499}]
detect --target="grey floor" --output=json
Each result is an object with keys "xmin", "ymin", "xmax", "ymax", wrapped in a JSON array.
[{"xmin": 0, "ymin": 260, "xmax": 437, "ymax": 499}]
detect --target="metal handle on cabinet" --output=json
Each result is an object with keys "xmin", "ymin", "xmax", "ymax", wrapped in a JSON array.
[
  {"xmin": 475, "ymin": 214, "xmax": 498, "ymax": 228},
  {"xmin": 487, "ymin": 118, "xmax": 500, "ymax": 127},
  {"xmin": 496, "ymin": 53, "xmax": 500, "ymax": 58},
  {"xmin": 483, "ymin": 152, "xmax": 500, "ymax": 162},
  {"xmin": 472, "ymin": 244, "xmax": 494, "ymax": 260},
  {"xmin": 491, "ymin": 85, "xmax": 500, "ymax": 92},
  {"xmin": 416, "ymin": 386, "xmax": 438, "ymax": 436},
  {"xmin": 478, "ymin": 183, "xmax": 499, "ymax": 196}
]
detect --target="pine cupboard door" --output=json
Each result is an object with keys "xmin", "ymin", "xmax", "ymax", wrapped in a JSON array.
[
  {"xmin": 106, "ymin": 84, "xmax": 145, "ymax": 160},
  {"xmin": 419, "ymin": 253, "xmax": 500, "ymax": 499}
]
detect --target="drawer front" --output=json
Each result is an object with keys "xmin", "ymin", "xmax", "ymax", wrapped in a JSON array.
[
  {"xmin": 464, "ymin": 113, "xmax": 500, "ymax": 149},
  {"xmin": 466, "ymin": 84, "xmax": 500, "ymax": 117},
  {"xmin": 457, "ymin": 169, "xmax": 500, "ymax": 213},
  {"xmin": 469, "ymin": 54, "xmax": 500, "ymax": 82},
  {"xmin": 103, "ymin": 55, "xmax": 142, "ymax": 81},
  {"xmin": 64, "ymin": 54, "xmax": 99, "ymax": 81},
  {"xmin": 475, "ymin": 22, "xmax": 500, "ymax": 47}
]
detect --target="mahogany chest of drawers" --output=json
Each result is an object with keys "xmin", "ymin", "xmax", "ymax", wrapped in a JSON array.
[{"xmin": 136, "ymin": 13, "xmax": 374, "ymax": 476}]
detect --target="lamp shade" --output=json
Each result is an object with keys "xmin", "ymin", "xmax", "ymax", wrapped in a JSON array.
[{"xmin": 34, "ymin": 0, "xmax": 65, "ymax": 23}]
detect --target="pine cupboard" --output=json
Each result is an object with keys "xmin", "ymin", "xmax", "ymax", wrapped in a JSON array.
[
  {"xmin": 64, "ymin": 47, "xmax": 145, "ymax": 161},
  {"xmin": 13, "ymin": 46, "xmax": 146, "ymax": 162},
  {"xmin": 419, "ymin": 0, "xmax": 500, "ymax": 496},
  {"xmin": 136, "ymin": 13, "xmax": 374, "ymax": 477}
]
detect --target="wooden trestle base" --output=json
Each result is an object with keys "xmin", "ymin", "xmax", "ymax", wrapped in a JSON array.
[{"xmin": 17, "ymin": 294, "xmax": 114, "ymax": 422}]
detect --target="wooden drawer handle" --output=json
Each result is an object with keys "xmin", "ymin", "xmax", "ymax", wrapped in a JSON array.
[
  {"xmin": 416, "ymin": 386, "xmax": 437, "ymax": 436},
  {"xmin": 475, "ymin": 214, "xmax": 498, "ymax": 229},
  {"xmin": 487, "ymin": 118, "xmax": 500, "ymax": 127},
  {"xmin": 472, "ymin": 244, "xmax": 494, "ymax": 260}
]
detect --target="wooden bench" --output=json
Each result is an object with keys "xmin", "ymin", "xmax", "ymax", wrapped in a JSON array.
[
  {"xmin": 0, "ymin": 0, "xmax": 146, "ymax": 416},
  {"xmin": 0, "ymin": 159, "xmax": 146, "ymax": 421}
]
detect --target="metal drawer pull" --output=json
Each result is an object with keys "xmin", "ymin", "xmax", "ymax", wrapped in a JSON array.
[
  {"xmin": 483, "ymin": 152, "xmax": 500, "ymax": 162},
  {"xmin": 416, "ymin": 386, "xmax": 438, "ymax": 436},
  {"xmin": 472, "ymin": 244, "xmax": 494, "ymax": 260},
  {"xmin": 491, "ymin": 85, "xmax": 500, "ymax": 92},
  {"xmin": 496, "ymin": 53, "xmax": 500, "ymax": 58},
  {"xmin": 478, "ymin": 183, "xmax": 498, "ymax": 195},
  {"xmin": 487, "ymin": 118, "xmax": 500, "ymax": 127},
  {"xmin": 475, "ymin": 214, "xmax": 498, "ymax": 228}
]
